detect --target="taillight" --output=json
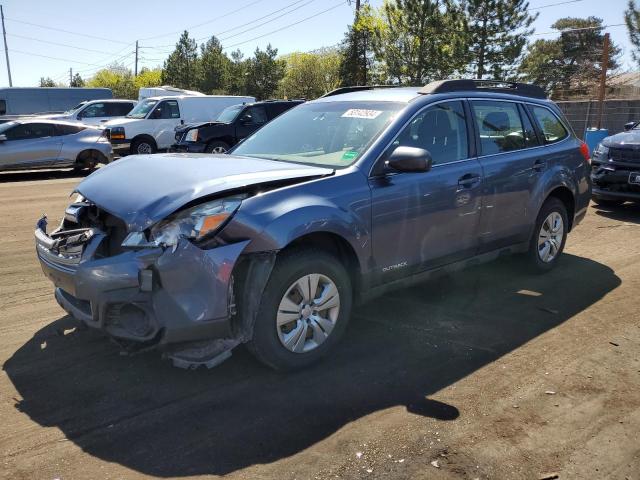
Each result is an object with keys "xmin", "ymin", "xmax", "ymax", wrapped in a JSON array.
[{"xmin": 579, "ymin": 141, "xmax": 591, "ymax": 165}]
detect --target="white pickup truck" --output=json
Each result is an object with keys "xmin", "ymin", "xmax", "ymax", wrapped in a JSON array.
[
  {"xmin": 104, "ymin": 95, "xmax": 255, "ymax": 155},
  {"xmin": 37, "ymin": 99, "xmax": 137, "ymax": 126}
]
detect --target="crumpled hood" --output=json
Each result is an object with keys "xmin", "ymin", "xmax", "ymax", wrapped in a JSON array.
[
  {"xmin": 76, "ymin": 153, "xmax": 333, "ymax": 231},
  {"xmin": 603, "ymin": 130, "xmax": 640, "ymax": 147},
  {"xmin": 177, "ymin": 121, "xmax": 225, "ymax": 133}
]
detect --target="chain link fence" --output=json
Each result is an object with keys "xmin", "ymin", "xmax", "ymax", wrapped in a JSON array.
[{"xmin": 556, "ymin": 99, "xmax": 640, "ymax": 139}]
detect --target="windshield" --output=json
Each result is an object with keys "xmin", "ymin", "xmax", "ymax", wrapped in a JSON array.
[
  {"xmin": 126, "ymin": 99, "xmax": 158, "ymax": 119},
  {"xmin": 232, "ymin": 101, "xmax": 404, "ymax": 168},
  {"xmin": 0, "ymin": 121, "xmax": 17, "ymax": 134},
  {"xmin": 216, "ymin": 105, "xmax": 243, "ymax": 123},
  {"xmin": 64, "ymin": 101, "xmax": 87, "ymax": 114}
]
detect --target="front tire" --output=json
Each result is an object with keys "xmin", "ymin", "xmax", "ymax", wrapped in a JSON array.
[
  {"xmin": 130, "ymin": 138, "xmax": 156, "ymax": 155},
  {"xmin": 527, "ymin": 197, "xmax": 568, "ymax": 272},
  {"xmin": 205, "ymin": 141, "xmax": 230, "ymax": 154},
  {"xmin": 247, "ymin": 249, "xmax": 352, "ymax": 371}
]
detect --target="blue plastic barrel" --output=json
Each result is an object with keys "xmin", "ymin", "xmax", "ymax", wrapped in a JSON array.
[{"xmin": 584, "ymin": 128, "xmax": 609, "ymax": 154}]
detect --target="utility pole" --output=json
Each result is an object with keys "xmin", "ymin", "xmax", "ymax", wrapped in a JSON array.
[
  {"xmin": 134, "ymin": 40, "xmax": 138, "ymax": 77},
  {"xmin": 1, "ymin": 5, "xmax": 12, "ymax": 87},
  {"xmin": 596, "ymin": 32, "xmax": 610, "ymax": 130},
  {"xmin": 69, "ymin": 67, "xmax": 73, "ymax": 86}
]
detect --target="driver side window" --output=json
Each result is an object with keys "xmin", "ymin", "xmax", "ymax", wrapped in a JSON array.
[
  {"xmin": 79, "ymin": 103, "xmax": 106, "ymax": 118},
  {"xmin": 392, "ymin": 101, "xmax": 469, "ymax": 166}
]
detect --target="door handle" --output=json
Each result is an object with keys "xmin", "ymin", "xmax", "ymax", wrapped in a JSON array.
[
  {"xmin": 532, "ymin": 159, "xmax": 545, "ymax": 172},
  {"xmin": 458, "ymin": 173, "xmax": 481, "ymax": 188}
]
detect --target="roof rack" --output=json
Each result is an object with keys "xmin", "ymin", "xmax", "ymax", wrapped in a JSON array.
[
  {"xmin": 419, "ymin": 80, "xmax": 547, "ymax": 99},
  {"xmin": 320, "ymin": 85, "xmax": 399, "ymax": 98}
]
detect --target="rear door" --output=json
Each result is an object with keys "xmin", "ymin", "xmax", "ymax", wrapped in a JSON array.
[
  {"xmin": 470, "ymin": 100, "xmax": 543, "ymax": 252},
  {"xmin": 150, "ymin": 99, "xmax": 181, "ymax": 148},
  {"xmin": 369, "ymin": 100, "xmax": 484, "ymax": 283},
  {"xmin": 0, "ymin": 123, "xmax": 62, "ymax": 169}
]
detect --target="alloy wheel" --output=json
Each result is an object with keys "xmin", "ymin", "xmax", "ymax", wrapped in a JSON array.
[
  {"xmin": 537, "ymin": 211, "xmax": 564, "ymax": 263},
  {"xmin": 276, "ymin": 273, "xmax": 340, "ymax": 353}
]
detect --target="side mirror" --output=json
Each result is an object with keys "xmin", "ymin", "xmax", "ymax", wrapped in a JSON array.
[
  {"xmin": 386, "ymin": 146, "xmax": 433, "ymax": 173},
  {"xmin": 0, "ymin": 134, "xmax": 7, "ymax": 142},
  {"xmin": 624, "ymin": 121, "xmax": 635, "ymax": 131}
]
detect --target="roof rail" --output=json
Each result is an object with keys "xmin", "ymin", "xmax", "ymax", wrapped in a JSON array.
[
  {"xmin": 320, "ymin": 85, "xmax": 399, "ymax": 98},
  {"xmin": 419, "ymin": 80, "xmax": 547, "ymax": 99}
]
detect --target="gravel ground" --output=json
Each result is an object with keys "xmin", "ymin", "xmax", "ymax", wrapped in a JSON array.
[{"xmin": 0, "ymin": 169, "xmax": 639, "ymax": 480}]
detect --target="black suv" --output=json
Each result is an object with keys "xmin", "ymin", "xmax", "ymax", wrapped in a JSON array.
[
  {"xmin": 171, "ymin": 99, "xmax": 304, "ymax": 154},
  {"xmin": 591, "ymin": 122, "xmax": 640, "ymax": 206}
]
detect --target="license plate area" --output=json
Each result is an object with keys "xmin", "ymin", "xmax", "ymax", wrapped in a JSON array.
[{"xmin": 629, "ymin": 172, "xmax": 640, "ymax": 185}]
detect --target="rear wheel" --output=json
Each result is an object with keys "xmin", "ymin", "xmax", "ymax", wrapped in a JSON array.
[
  {"xmin": 527, "ymin": 197, "xmax": 568, "ymax": 272},
  {"xmin": 205, "ymin": 141, "xmax": 230, "ymax": 154},
  {"xmin": 246, "ymin": 249, "xmax": 352, "ymax": 371},
  {"xmin": 593, "ymin": 197, "xmax": 625, "ymax": 207},
  {"xmin": 131, "ymin": 138, "xmax": 156, "ymax": 155}
]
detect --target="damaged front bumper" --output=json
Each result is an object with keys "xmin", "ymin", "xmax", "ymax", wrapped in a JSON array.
[
  {"xmin": 36, "ymin": 225, "xmax": 250, "ymax": 349},
  {"xmin": 591, "ymin": 161, "xmax": 640, "ymax": 201}
]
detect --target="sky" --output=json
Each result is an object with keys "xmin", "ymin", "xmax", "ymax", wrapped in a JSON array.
[{"xmin": 0, "ymin": 0, "xmax": 634, "ymax": 87}]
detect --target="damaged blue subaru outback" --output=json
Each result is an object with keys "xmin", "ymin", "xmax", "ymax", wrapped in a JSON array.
[{"xmin": 35, "ymin": 80, "xmax": 591, "ymax": 370}]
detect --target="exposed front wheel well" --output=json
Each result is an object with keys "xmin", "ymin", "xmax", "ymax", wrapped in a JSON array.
[{"xmin": 545, "ymin": 186, "xmax": 575, "ymax": 231}]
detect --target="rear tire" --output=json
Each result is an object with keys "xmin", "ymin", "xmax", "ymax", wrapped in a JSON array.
[
  {"xmin": 205, "ymin": 141, "xmax": 230, "ymax": 154},
  {"xmin": 527, "ymin": 197, "xmax": 568, "ymax": 273},
  {"xmin": 246, "ymin": 249, "xmax": 352, "ymax": 371},
  {"xmin": 131, "ymin": 138, "xmax": 156, "ymax": 155},
  {"xmin": 593, "ymin": 197, "xmax": 625, "ymax": 207}
]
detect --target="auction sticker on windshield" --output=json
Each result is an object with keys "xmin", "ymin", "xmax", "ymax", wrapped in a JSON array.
[{"xmin": 341, "ymin": 109, "xmax": 383, "ymax": 119}]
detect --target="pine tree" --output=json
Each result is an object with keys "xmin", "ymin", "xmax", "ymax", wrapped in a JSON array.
[
  {"xmin": 70, "ymin": 73, "xmax": 84, "ymax": 87},
  {"xmin": 161, "ymin": 31, "xmax": 200, "ymax": 90},
  {"xmin": 625, "ymin": 0, "xmax": 640, "ymax": 67},
  {"xmin": 465, "ymin": 0, "xmax": 538, "ymax": 80},
  {"xmin": 245, "ymin": 44, "xmax": 285, "ymax": 100},
  {"xmin": 198, "ymin": 36, "xmax": 230, "ymax": 94},
  {"xmin": 226, "ymin": 50, "xmax": 248, "ymax": 95},
  {"xmin": 39, "ymin": 77, "xmax": 57, "ymax": 87}
]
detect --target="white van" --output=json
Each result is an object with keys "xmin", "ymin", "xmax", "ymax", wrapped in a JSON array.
[
  {"xmin": 104, "ymin": 95, "xmax": 255, "ymax": 155},
  {"xmin": 36, "ymin": 99, "xmax": 136, "ymax": 126}
]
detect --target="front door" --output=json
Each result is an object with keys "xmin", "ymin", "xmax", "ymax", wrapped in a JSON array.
[
  {"xmin": 369, "ymin": 100, "xmax": 484, "ymax": 284},
  {"xmin": 235, "ymin": 105, "xmax": 268, "ymax": 141},
  {"xmin": 150, "ymin": 99, "xmax": 181, "ymax": 149}
]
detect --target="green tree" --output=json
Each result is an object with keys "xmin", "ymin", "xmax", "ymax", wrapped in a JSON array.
[
  {"xmin": 465, "ymin": 0, "xmax": 537, "ymax": 79},
  {"xmin": 339, "ymin": 3, "xmax": 381, "ymax": 85},
  {"xmin": 279, "ymin": 50, "xmax": 341, "ymax": 99},
  {"xmin": 198, "ymin": 36, "xmax": 230, "ymax": 94},
  {"xmin": 226, "ymin": 49, "xmax": 248, "ymax": 95},
  {"xmin": 519, "ymin": 17, "xmax": 621, "ymax": 97},
  {"xmin": 134, "ymin": 68, "xmax": 163, "ymax": 89},
  {"xmin": 245, "ymin": 44, "xmax": 285, "ymax": 100},
  {"xmin": 625, "ymin": 0, "xmax": 640, "ymax": 67},
  {"xmin": 373, "ymin": 0, "xmax": 469, "ymax": 85},
  {"xmin": 161, "ymin": 30, "xmax": 200, "ymax": 90},
  {"xmin": 39, "ymin": 77, "xmax": 57, "ymax": 87},
  {"xmin": 70, "ymin": 73, "xmax": 85, "ymax": 87},
  {"xmin": 87, "ymin": 65, "xmax": 136, "ymax": 99}
]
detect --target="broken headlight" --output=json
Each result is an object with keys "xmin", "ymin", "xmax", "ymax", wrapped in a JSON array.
[
  {"xmin": 122, "ymin": 195, "xmax": 245, "ymax": 249},
  {"xmin": 592, "ymin": 143, "xmax": 609, "ymax": 161}
]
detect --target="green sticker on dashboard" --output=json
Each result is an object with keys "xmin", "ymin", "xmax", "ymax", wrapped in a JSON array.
[{"xmin": 342, "ymin": 150, "xmax": 358, "ymax": 161}]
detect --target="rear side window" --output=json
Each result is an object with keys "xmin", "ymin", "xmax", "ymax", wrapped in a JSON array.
[
  {"xmin": 5, "ymin": 123, "xmax": 55, "ymax": 140},
  {"xmin": 107, "ymin": 102, "xmax": 134, "ymax": 116},
  {"xmin": 471, "ymin": 100, "xmax": 532, "ymax": 155},
  {"xmin": 393, "ymin": 100, "xmax": 469, "ymax": 166},
  {"xmin": 529, "ymin": 106, "xmax": 568, "ymax": 144},
  {"xmin": 56, "ymin": 124, "xmax": 86, "ymax": 136}
]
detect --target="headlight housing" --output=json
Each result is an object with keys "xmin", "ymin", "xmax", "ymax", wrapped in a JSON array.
[
  {"xmin": 122, "ymin": 195, "xmax": 245, "ymax": 249},
  {"xmin": 109, "ymin": 126, "xmax": 125, "ymax": 141},
  {"xmin": 184, "ymin": 128, "xmax": 199, "ymax": 142},
  {"xmin": 593, "ymin": 143, "xmax": 609, "ymax": 161}
]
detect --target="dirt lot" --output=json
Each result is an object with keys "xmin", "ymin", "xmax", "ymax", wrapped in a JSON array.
[{"xmin": 0, "ymin": 169, "xmax": 639, "ymax": 480}]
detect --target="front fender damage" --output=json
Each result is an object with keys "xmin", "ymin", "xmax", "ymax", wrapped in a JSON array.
[{"xmin": 164, "ymin": 250, "xmax": 276, "ymax": 369}]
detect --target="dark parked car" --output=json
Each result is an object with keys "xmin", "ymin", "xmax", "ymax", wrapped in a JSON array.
[
  {"xmin": 170, "ymin": 99, "xmax": 304, "ymax": 153},
  {"xmin": 35, "ymin": 80, "xmax": 591, "ymax": 371},
  {"xmin": 591, "ymin": 121, "xmax": 640, "ymax": 206}
]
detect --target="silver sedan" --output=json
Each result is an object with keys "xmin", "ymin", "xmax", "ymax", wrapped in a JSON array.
[{"xmin": 0, "ymin": 119, "xmax": 113, "ymax": 171}]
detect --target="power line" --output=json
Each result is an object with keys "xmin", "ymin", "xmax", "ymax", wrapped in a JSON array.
[
  {"xmin": 533, "ymin": 23, "xmax": 626, "ymax": 36},
  {"xmin": 139, "ymin": 0, "xmax": 267, "ymax": 41},
  {"xmin": 4, "ymin": 17, "xmax": 130, "ymax": 44},
  {"xmin": 222, "ymin": 1, "xmax": 347, "ymax": 50},
  {"xmin": 9, "ymin": 49, "xmax": 111, "ymax": 66},
  {"xmin": 528, "ymin": 0, "xmax": 584, "ymax": 10},
  {"xmin": 7, "ymin": 33, "xmax": 117, "ymax": 55}
]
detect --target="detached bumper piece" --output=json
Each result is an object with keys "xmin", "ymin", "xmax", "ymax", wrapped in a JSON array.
[{"xmin": 36, "ymin": 224, "xmax": 250, "ymax": 367}]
